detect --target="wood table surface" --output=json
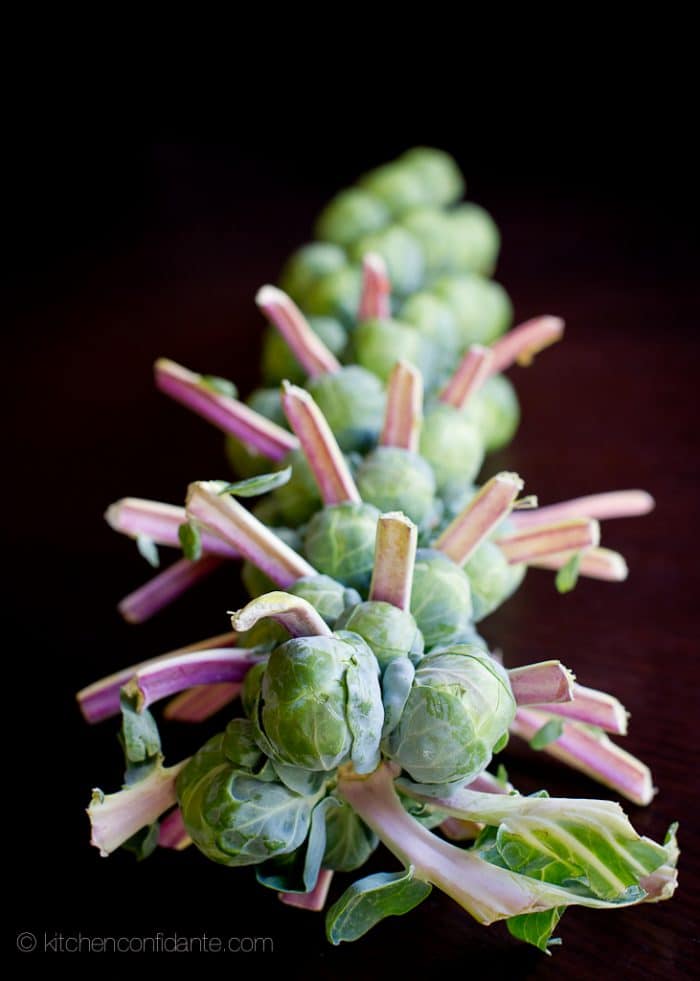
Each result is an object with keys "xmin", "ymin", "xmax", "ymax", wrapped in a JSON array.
[{"xmin": 8, "ymin": 144, "xmax": 697, "ymax": 977}]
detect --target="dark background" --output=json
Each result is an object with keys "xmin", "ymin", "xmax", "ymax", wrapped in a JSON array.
[{"xmin": 7, "ymin": 131, "xmax": 698, "ymax": 978}]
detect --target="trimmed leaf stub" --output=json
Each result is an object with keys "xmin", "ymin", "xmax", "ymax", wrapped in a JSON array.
[
  {"xmin": 230, "ymin": 591, "xmax": 332, "ymax": 638},
  {"xmin": 326, "ymin": 867, "xmax": 432, "ymax": 944}
]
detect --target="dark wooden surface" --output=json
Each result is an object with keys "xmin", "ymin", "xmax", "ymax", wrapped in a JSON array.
[{"xmin": 8, "ymin": 144, "xmax": 698, "ymax": 977}]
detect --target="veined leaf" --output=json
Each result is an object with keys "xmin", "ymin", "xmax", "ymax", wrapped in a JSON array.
[
  {"xmin": 217, "ymin": 466, "xmax": 293, "ymax": 498},
  {"xmin": 530, "ymin": 718, "xmax": 564, "ymax": 749},
  {"xmin": 507, "ymin": 907, "xmax": 564, "ymax": 952},
  {"xmin": 326, "ymin": 867, "xmax": 432, "ymax": 944}
]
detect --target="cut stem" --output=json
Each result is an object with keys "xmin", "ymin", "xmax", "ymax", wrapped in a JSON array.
[
  {"xmin": 532, "ymin": 683, "xmax": 629, "ymax": 735},
  {"xmin": 155, "ymin": 358, "xmax": 297, "ymax": 460},
  {"xmin": 435, "ymin": 472, "xmax": 524, "ymax": 565},
  {"xmin": 105, "ymin": 498, "xmax": 239, "ymax": 558},
  {"xmin": 231, "ymin": 591, "xmax": 332, "ymax": 638},
  {"xmin": 529, "ymin": 547, "xmax": 628, "ymax": 581},
  {"xmin": 488, "ymin": 316, "xmax": 565, "ymax": 376},
  {"xmin": 279, "ymin": 869, "xmax": 334, "ymax": 911},
  {"xmin": 369, "ymin": 512, "xmax": 418, "ymax": 611},
  {"xmin": 158, "ymin": 808, "xmax": 192, "ymax": 850},
  {"xmin": 256, "ymin": 285, "xmax": 341, "ymax": 378},
  {"xmin": 497, "ymin": 518, "xmax": 600, "ymax": 565},
  {"xmin": 164, "ymin": 682, "xmax": 243, "ymax": 723},
  {"xmin": 281, "ymin": 383, "xmax": 360, "ymax": 504},
  {"xmin": 509, "ymin": 490, "xmax": 655, "ymax": 528},
  {"xmin": 380, "ymin": 361, "xmax": 423, "ymax": 452},
  {"xmin": 118, "ymin": 556, "xmax": 224, "ymax": 624},
  {"xmin": 508, "ymin": 660, "xmax": 575, "ymax": 706},
  {"xmin": 358, "ymin": 252, "xmax": 391, "ymax": 321},
  {"xmin": 439, "ymin": 345, "xmax": 494, "ymax": 409}
]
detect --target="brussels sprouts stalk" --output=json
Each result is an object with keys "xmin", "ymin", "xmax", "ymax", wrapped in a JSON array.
[
  {"xmin": 77, "ymin": 630, "xmax": 238, "ymax": 723},
  {"xmin": 529, "ymin": 547, "xmax": 629, "ymax": 581},
  {"xmin": 439, "ymin": 345, "xmax": 494, "ymax": 409},
  {"xmin": 487, "ymin": 316, "xmax": 565, "ymax": 375},
  {"xmin": 88, "ymin": 758, "xmax": 189, "ymax": 856},
  {"xmin": 508, "ymin": 661, "xmax": 575, "ymax": 706},
  {"xmin": 186, "ymin": 481, "xmax": 316, "ymax": 586},
  {"xmin": 369, "ymin": 512, "xmax": 418, "ymax": 611},
  {"xmin": 231, "ymin": 591, "xmax": 333, "ymax": 638},
  {"xmin": 281, "ymin": 383, "xmax": 361, "ymax": 504},
  {"xmin": 158, "ymin": 808, "xmax": 192, "ymax": 850},
  {"xmin": 380, "ymin": 361, "xmax": 423, "ymax": 452},
  {"xmin": 435, "ymin": 472, "xmax": 524, "ymax": 565},
  {"xmin": 105, "ymin": 497, "xmax": 239, "ymax": 558},
  {"xmin": 358, "ymin": 253, "xmax": 391, "ymax": 321},
  {"xmin": 510, "ymin": 708, "xmax": 654, "ymax": 805},
  {"xmin": 256, "ymin": 286, "xmax": 341, "ymax": 378},
  {"xmin": 509, "ymin": 490, "xmax": 655, "ymax": 528},
  {"xmin": 497, "ymin": 518, "xmax": 600, "ymax": 565},
  {"xmin": 280, "ymin": 869, "xmax": 334, "ymax": 912},
  {"xmin": 155, "ymin": 358, "xmax": 298, "ymax": 460},
  {"xmin": 164, "ymin": 682, "xmax": 243, "ymax": 723},
  {"xmin": 533, "ymin": 684, "xmax": 629, "ymax": 735},
  {"xmin": 118, "ymin": 556, "xmax": 224, "ymax": 624}
]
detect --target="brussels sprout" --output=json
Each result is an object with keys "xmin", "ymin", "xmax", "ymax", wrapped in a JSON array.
[
  {"xmin": 225, "ymin": 435, "xmax": 272, "ymax": 479},
  {"xmin": 419, "ymin": 403, "xmax": 484, "ymax": 496},
  {"xmin": 464, "ymin": 541, "xmax": 526, "ymax": 622},
  {"xmin": 246, "ymin": 387, "xmax": 287, "ymax": 427},
  {"xmin": 400, "ymin": 207, "xmax": 455, "ymax": 277},
  {"xmin": 334, "ymin": 600, "xmax": 424, "ymax": 672},
  {"xmin": 303, "ymin": 266, "xmax": 363, "ymax": 327},
  {"xmin": 384, "ymin": 645, "xmax": 516, "ymax": 787},
  {"xmin": 279, "ymin": 242, "xmax": 347, "ymax": 303},
  {"xmin": 323, "ymin": 797, "xmax": 379, "ymax": 871},
  {"xmin": 306, "ymin": 366, "xmax": 386, "ymax": 453},
  {"xmin": 251, "ymin": 632, "xmax": 383, "ymax": 772},
  {"xmin": 432, "ymin": 274, "xmax": 512, "ymax": 349},
  {"xmin": 242, "ymin": 660, "xmax": 267, "ymax": 718},
  {"xmin": 304, "ymin": 502, "xmax": 381, "ymax": 593},
  {"xmin": 241, "ymin": 527, "xmax": 302, "ymax": 599},
  {"xmin": 315, "ymin": 189, "xmax": 391, "ymax": 248},
  {"xmin": 350, "ymin": 226, "xmax": 424, "ymax": 297},
  {"xmin": 447, "ymin": 203, "xmax": 500, "ymax": 277},
  {"xmin": 266, "ymin": 448, "xmax": 322, "ymax": 527},
  {"xmin": 399, "ymin": 292, "xmax": 461, "ymax": 387},
  {"xmin": 410, "ymin": 549, "xmax": 473, "ymax": 649},
  {"xmin": 358, "ymin": 163, "xmax": 428, "ymax": 217},
  {"xmin": 355, "ymin": 447, "xmax": 436, "ymax": 529},
  {"xmin": 353, "ymin": 318, "xmax": 436, "ymax": 387},
  {"xmin": 261, "ymin": 317, "xmax": 348, "ymax": 386},
  {"xmin": 399, "ymin": 147, "xmax": 465, "ymax": 207},
  {"xmin": 463, "ymin": 373, "xmax": 520, "ymax": 452}
]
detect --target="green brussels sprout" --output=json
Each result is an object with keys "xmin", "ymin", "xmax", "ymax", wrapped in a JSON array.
[
  {"xmin": 246, "ymin": 386, "xmax": 287, "ymax": 427},
  {"xmin": 242, "ymin": 527, "xmax": 302, "ymax": 599},
  {"xmin": 224, "ymin": 388, "xmax": 290, "ymax": 480},
  {"xmin": 358, "ymin": 162, "xmax": 428, "ymax": 217},
  {"xmin": 279, "ymin": 242, "xmax": 347, "ymax": 303},
  {"xmin": 410, "ymin": 549, "xmax": 473, "ymax": 649},
  {"xmin": 267, "ymin": 448, "xmax": 322, "ymax": 527},
  {"xmin": 399, "ymin": 147, "xmax": 465, "ymax": 207},
  {"xmin": 323, "ymin": 797, "xmax": 379, "ymax": 871},
  {"xmin": 306, "ymin": 366, "xmax": 386, "ymax": 453},
  {"xmin": 353, "ymin": 318, "xmax": 437, "ymax": 387},
  {"xmin": 400, "ymin": 207, "xmax": 455, "ymax": 277},
  {"xmin": 303, "ymin": 501, "xmax": 381, "ymax": 593},
  {"xmin": 464, "ymin": 541, "xmax": 526, "ymax": 622},
  {"xmin": 384, "ymin": 645, "xmax": 516, "ymax": 788},
  {"xmin": 419, "ymin": 403, "xmax": 484, "ymax": 496},
  {"xmin": 463, "ymin": 373, "xmax": 520, "ymax": 452},
  {"xmin": 399, "ymin": 292, "xmax": 461, "ymax": 386},
  {"xmin": 251, "ymin": 631, "xmax": 383, "ymax": 772},
  {"xmin": 447, "ymin": 203, "xmax": 500, "ymax": 276},
  {"xmin": 334, "ymin": 600, "xmax": 424, "ymax": 672},
  {"xmin": 303, "ymin": 266, "xmax": 363, "ymax": 327},
  {"xmin": 261, "ymin": 317, "xmax": 347, "ymax": 385},
  {"xmin": 242, "ymin": 660, "xmax": 267, "ymax": 718},
  {"xmin": 355, "ymin": 447, "xmax": 436, "ymax": 529},
  {"xmin": 350, "ymin": 226, "xmax": 424, "ymax": 297},
  {"xmin": 315, "ymin": 189, "xmax": 391, "ymax": 248},
  {"xmin": 177, "ymin": 720, "xmax": 318, "ymax": 866},
  {"xmin": 432, "ymin": 274, "xmax": 512, "ymax": 349}
]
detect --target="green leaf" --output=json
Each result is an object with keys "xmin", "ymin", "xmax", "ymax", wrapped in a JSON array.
[
  {"xmin": 507, "ymin": 908, "xmax": 565, "ymax": 952},
  {"xmin": 121, "ymin": 823, "xmax": 160, "ymax": 861},
  {"xmin": 178, "ymin": 521, "xmax": 202, "ymax": 561},
  {"xmin": 255, "ymin": 796, "xmax": 336, "ymax": 892},
  {"xmin": 136, "ymin": 534, "xmax": 160, "ymax": 569},
  {"xmin": 529, "ymin": 718, "xmax": 564, "ymax": 750},
  {"xmin": 326, "ymin": 867, "xmax": 432, "ymax": 944},
  {"xmin": 381, "ymin": 657, "xmax": 415, "ymax": 738},
  {"xmin": 120, "ymin": 691, "xmax": 161, "ymax": 772},
  {"xmin": 555, "ymin": 552, "xmax": 581, "ymax": 593},
  {"xmin": 200, "ymin": 374, "xmax": 238, "ymax": 399},
  {"xmin": 217, "ymin": 466, "xmax": 293, "ymax": 498},
  {"xmin": 323, "ymin": 797, "xmax": 379, "ymax": 871},
  {"xmin": 496, "ymin": 764, "xmax": 510, "ymax": 786}
]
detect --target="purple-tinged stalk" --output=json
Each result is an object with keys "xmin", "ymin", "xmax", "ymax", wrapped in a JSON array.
[
  {"xmin": 436, "ymin": 472, "xmax": 524, "ymax": 565},
  {"xmin": 280, "ymin": 870, "xmax": 335, "ymax": 912},
  {"xmin": 257, "ymin": 285, "xmax": 341, "ymax": 378},
  {"xmin": 497, "ymin": 518, "xmax": 600, "ymax": 565},
  {"xmin": 487, "ymin": 316, "xmax": 565, "ymax": 376},
  {"xmin": 508, "ymin": 661, "xmax": 575, "ymax": 706},
  {"xmin": 281, "ymin": 383, "xmax": 360, "ymax": 504},
  {"xmin": 439, "ymin": 345, "xmax": 494, "ymax": 409},
  {"xmin": 380, "ymin": 361, "xmax": 423, "ymax": 452},
  {"xmin": 231, "ymin": 591, "xmax": 332, "ymax": 638},
  {"xmin": 369, "ymin": 512, "xmax": 417, "ymax": 611},
  {"xmin": 358, "ymin": 253, "xmax": 391, "ymax": 321},
  {"xmin": 158, "ymin": 808, "xmax": 192, "ymax": 850},
  {"xmin": 529, "ymin": 547, "xmax": 629, "ymax": 581},
  {"xmin": 77, "ymin": 631, "xmax": 238, "ymax": 724},
  {"xmin": 186, "ymin": 481, "xmax": 316, "ymax": 586},
  {"xmin": 510, "ymin": 708, "xmax": 654, "ymax": 806},
  {"xmin": 164, "ymin": 682, "xmax": 242, "ymax": 723},
  {"xmin": 105, "ymin": 498, "xmax": 239, "ymax": 558},
  {"xmin": 89, "ymin": 759, "xmax": 189, "ymax": 856},
  {"xmin": 509, "ymin": 490, "xmax": 655, "ymax": 529},
  {"xmin": 155, "ymin": 358, "xmax": 298, "ymax": 460},
  {"xmin": 118, "ymin": 555, "xmax": 224, "ymax": 624},
  {"xmin": 532, "ymin": 684, "xmax": 629, "ymax": 735}
]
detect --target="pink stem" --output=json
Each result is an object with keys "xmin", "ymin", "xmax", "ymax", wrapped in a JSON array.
[
  {"xmin": 380, "ymin": 360, "xmax": 423, "ymax": 452},
  {"xmin": 510, "ymin": 708, "xmax": 655, "ymax": 806},
  {"xmin": 118, "ymin": 556, "xmax": 224, "ymax": 624},
  {"xmin": 280, "ymin": 869, "xmax": 334, "ymax": 911},
  {"xmin": 231, "ymin": 592, "xmax": 332, "ymax": 638},
  {"xmin": 508, "ymin": 661, "xmax": 575, "ymax": 706},
  {"xmin": 369, "ymin": 512, "xmax": 417, "ymax": 611},
  {"xmin": 105, "ymin": 498, "xmax": 239, "ymax": 558},
  {"xmin": 186, "ymin": 481, "xmax": 316, "ymax": 587},
  {"xmin": 440, "ymin": 818, "xmax": 482, "ymax": 841},
  {"xmin": 488, "ymin": 316, "xmax": 565, "ymax": 376},
  {"xmin": 164, "ymin": 682, "xmax": 243, "ymax": 723},
  {"xmin": 358, "ymin": 252, "xmax": 391, "ymax": 321},
  {"xmin": 435, "ymin": 472, "xmax": 524, "ymax": 565},
  {"xmin": 281, "ymin": 383, "xmax": 360, "ymax": 504},
  {"xmin": 532, "ymin": 683, "xmax": 629, "ymax": 735},
  {"xmin": 124, "ymin": 649, "xmax": 260, "ymax": 712},
  {"xmin": 256, "ymin": 285, "xmax": 341, "ymax": 378},
  {"xmin": 155, "ymin": 358, "xmax": 297, "ymax": 460},
  {"xmin": 439, "ymin": 345, "xmax": 494, "ymax": 409},
  {"xmin": 466, "ymin": 771, "xmax": 514, "ymax": 795},
  {"xmin": 529, "ymin": 547, "xmax": 628, "ymax": 581},
  {"xmin": 509, "ymin": 490, "xmax": 655, "ymax": 528},
  {"xmin": 497, "ymin": 518, "xmax": 600, "ymax": 565},
  {"xmin": 158, "ymin": 808, "xmax": 192, "ymax": 850}
]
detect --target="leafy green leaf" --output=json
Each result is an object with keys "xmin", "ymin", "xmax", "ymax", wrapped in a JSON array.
[
  {"xmin": 121, "ymin": 823, "xmax": 160, "ymax": 861},
  {"xmin": 323, "ymin": 797, "xmax": 379, "ymax": 870},
  {"xmin": 200, "ymin": 374, "xmax": 238, "ymax": 399},
  {"xmin": 507, "ymin": 908, "xmax": 564, "ymax": 952},
  {"xmin": 178, "ymin": 521, "xmax": 202, "ymax": 561},
  {"xmin": 381, "ymin": 657, "xmax": 415, "ymax": 738},
  {"xmin": 555, "ymin": 552, "xmax": 581, "ymax": 593},
  {"xmin": 529, "ymin": 718, "xmax": 564, "ymax": 750},
  {"xmin": 119, "ymin": 691, "xmax": 162, "ymax": 785},
  {"xmin": 326, "ymin": 867, "xmax": 432, "ymax": 944},
  {"xmin": 136, "ymin": 534, "xmax": 160, "ymax": 569},
  {"xmin": 217, "ymin": 466, "xmax": 293, "ymax": 498}
]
